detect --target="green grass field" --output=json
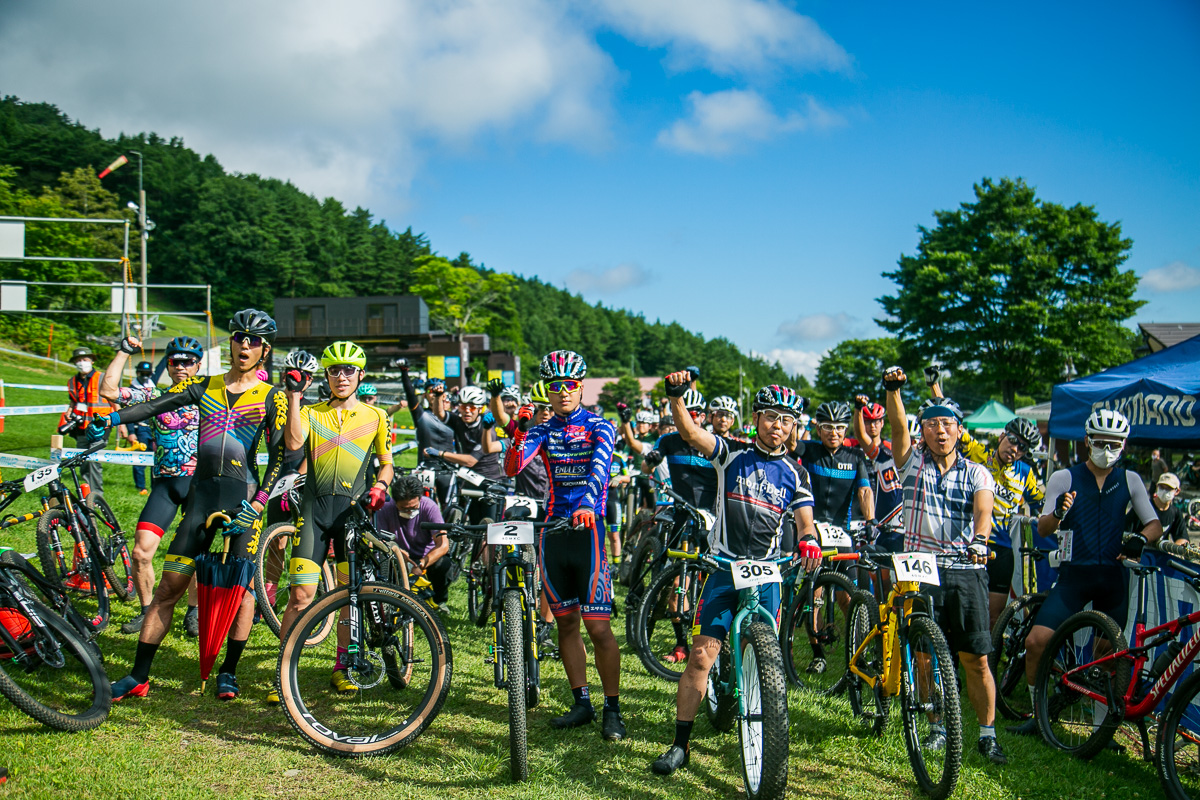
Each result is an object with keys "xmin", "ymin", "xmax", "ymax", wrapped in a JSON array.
[{"xmin": 0, "ymin": 395, "xmax": 1168, "ymax": 799}]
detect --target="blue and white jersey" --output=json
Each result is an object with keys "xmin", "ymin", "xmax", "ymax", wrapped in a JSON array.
[{"xmin": 707, "ymin": 437, "xmax": 814, "ymax": 560}]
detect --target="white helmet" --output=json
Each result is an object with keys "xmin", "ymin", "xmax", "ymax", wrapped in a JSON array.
[
  {"xmin": 458, "ymin": 386, "xmax": 488, "ymax": 406},
  {"xmin": 499, "ymin": 385, "xmax": 522, "ymax": 403},
  {"xmin": 709, "ymin": 395, "xmax": 738, "ymax": 416},
  {"xmin": 681, "ymin": 389, "xmax": 705, "ymax": 411},
  {"xmin": 1085, "ymin": 408, "xmax": 1130, "ymax": 439},
  {"xmin": 635, "ymin": 410, "xmax": 656, "ymax": 424},
  {"xmin": 284, "ymin": 349, "xmax": 320, "ymax": 373}
]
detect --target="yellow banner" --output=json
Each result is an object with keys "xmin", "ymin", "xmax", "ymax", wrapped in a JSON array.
[
  {"xmin": 427, "ymin": 356, "xmax": 445, "ymax": 379},
  {"xmin": 487, "ymin": 370, "xmax": 503, "ymax": 383}
]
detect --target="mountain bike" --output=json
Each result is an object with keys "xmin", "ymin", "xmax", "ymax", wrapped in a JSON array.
[
  {"xmin": 845, "ymin": 547, "xmax": 971, "ymax": 799},
  {"xmin": 276, "ymin": 497, "xmax": 451, "ymax": 757},
  {"xmin": 0, "ymin": 544, "xmax": 110, "ymax": 731},
  {"xmin": 422, "ymin": 512, "xmax": 567, "ymax": 781},
  {"xmin": 665, "ymin": 548, "xmax": 792, "ymax": 800}
]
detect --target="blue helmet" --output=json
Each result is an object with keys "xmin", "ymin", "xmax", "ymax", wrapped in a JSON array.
[{"xmin": 166, "ymin": 336, "xmax": 203, "ymax": 359}]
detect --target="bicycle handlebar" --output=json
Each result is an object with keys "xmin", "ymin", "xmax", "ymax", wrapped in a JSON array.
[{"xmin": 420, "ymin": 518, "xmax": 571, "ymax": 537}]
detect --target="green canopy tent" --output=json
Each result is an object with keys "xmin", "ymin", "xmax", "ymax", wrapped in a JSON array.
[{"xmin": 963, "ymin": 399, "xmax": 1017, "ymax": 431}]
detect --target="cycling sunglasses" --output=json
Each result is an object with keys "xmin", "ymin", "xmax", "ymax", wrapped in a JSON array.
[
  {"xmin": 325, "ymin": 364, "xmax": 359, "ymax": 378},
  {"xmin": 534, "ymin": 403, "xmax": 552, "ymax": 414},
  {"xmin": 546, "ymin": 379, "xmax": 581, "ymax": 394},
  {"xmin": 759, "ymin": 410, "xmax": 797, "ymax": 428},
  {"xmin": 168, "ymin": 356, "xmax": 199, "ymax": 367},
  {"xmin": 231, "ymin": 331, "xmax": 263, "ymax": 348},
  {"xmin": 818, "ymin": 423, "xmax": 848, "ymax": 434}
]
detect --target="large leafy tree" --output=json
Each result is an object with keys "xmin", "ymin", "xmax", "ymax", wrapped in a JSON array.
[
  {"xmin": 815, "ymin": 337, "xmax": 924, "ymax": 405},
  {"xmin": 878, "ymin": 178, "xmax": 1141, "ymax": 406},
  {"xmin": 409, "ymin": 253, "xmax": 517, "ymax": 340}
]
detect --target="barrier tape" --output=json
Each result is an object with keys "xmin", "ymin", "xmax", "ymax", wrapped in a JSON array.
[
  {"xmin": 55, "ymin": 448, "xmax": 273, "ymax": 466},
  {"xmin": 0, "ymin": 383, "xmax": 69, "ymax": 391},
  {"xmin": 0, "ymin": 404, "xmax": 70, "ymax": 417},
  {"xmin": 0, "ymin": 453, "xmax": 55, "ymax": 469}
]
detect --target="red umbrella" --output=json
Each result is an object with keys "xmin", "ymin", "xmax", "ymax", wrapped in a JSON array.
[{"xmin": 194, "ymin": 515, "xmax": 256, "ymax": 692}]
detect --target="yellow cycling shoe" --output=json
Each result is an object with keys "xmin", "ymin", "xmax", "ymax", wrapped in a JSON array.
[
  {"xmin": 266, "ymin": 688, "xmax": 280, "ymax": 705},
  {"xmin": 330, "ymin": 669, "xmax": 360, "ymax": 694}
]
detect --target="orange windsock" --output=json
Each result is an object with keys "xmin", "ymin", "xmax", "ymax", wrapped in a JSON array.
[{"xmin": 98, "ymin": 154, "xmax": 129, "ymax": 179}]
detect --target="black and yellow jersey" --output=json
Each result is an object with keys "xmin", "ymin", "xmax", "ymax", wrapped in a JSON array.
[{"xmin": 960, "ymin": 429, "xmax": 1044, "ymax": 547}]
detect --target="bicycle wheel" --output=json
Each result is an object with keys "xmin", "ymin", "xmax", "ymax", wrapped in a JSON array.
[
  {"xmin": 845, "ymin": 590, "xmax": 889, "ymax": 734},
  {"xmin": 705, "ymin": 635, "xmax": 736, "ymax": 732},
  {"xmin": 636, "ymin": 561, "xmax": 704, "ymax": 682},
  {"xmin": 990, "ymin": 593, "xmax": 1045, "ymax": 720},
  {"xmin": 278, "ymin": 584, "xmax": 452, "ymax": 757},
  {"xmin": 90, "ymin": 497, "xmax": 134, "ymax": 602},
  {"xmin": 1157, "ymin": 668, "xmax": 1200, "ymax": 800},
  {"xmin": 900, "ymin": 615, "xmax": 962, "ymax": 800},
  {"xmin": 0, "ymin": 597, "xmax": 110, "ymax": 731},
  {"xmin": 254, "ymin": 523, "xmax": 336, "ymax": 646},
  {"xmin": 467, "ymin": 541, "xmax": 490, "ymax": 627},
  {"xmin": 501, "ymin": 590, "xmax": 528, "ymax": 782},
  {"xmin": 781, "ymin": 570, "xmax": 856, "ymax": 695},
  {"xmin": 738, "ymin": 619, "xmax": 790, "ymax": 800},
  {"xmin": 35, "ymin": 509, "xmax": 80, "ymax": 592},
  {"xmin": 1035, "ymin": 609, "xmax": 1130, "ymax": 759},
  {"xmin": 376, "ymin": 546, "xmax": 415, "ymax": 690},
  {"xmin": 619, "ymin": 512, "xmax": 656, "ymax": 586},
  {"xmin": 626, "ymin": 534, "xmax": 662, "ymax": 596}
]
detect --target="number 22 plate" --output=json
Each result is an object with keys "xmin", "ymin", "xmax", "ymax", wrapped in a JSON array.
[
  {"xmin": 24, "ymin": 465, "xmax": 59, "ymax": 492},
  {"xmin": 892, "ymin": 552, "xmax": 940, "ymax": 586},
  {"xmin": 731, "ymin": 560, "xmax": 782, "ymax": 589},
  {"xmin": 487, "ymin": 521, "xmax": 534, "ymax": 545}
]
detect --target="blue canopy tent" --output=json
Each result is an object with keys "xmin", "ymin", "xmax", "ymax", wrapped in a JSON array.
[{"xmin": 1049, "ymin": 334, "xmax": 1200, "ymax": 446}]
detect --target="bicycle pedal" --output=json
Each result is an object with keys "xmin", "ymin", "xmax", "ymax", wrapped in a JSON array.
[{"xmin": 484, "ymin": 657, "xmax": 495, "ymax": 665}]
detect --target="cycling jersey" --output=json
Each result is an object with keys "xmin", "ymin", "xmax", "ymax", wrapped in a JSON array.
[
  {"xmin": 115, "ymin": 374, "xmax": 285, "ymax": 494},
  {"xmin": 650, "ymin": 432, "xmax": 719, "ymax": 511},
  {"xmin": 448, "ymin": 414, "xmax": 503, "ymax": 480},
  {"xmin": 401, "ymin": 371, "xmax": 456, "ymax": 465},
  {"xmin": 297, "ymin": 401, "xmax": 393, "ymax": 497},
  {"xmin": 707, "ymin": 437, "xmax": 814, "ymax": 560},
  {"xmin": 790, "ymin": 440, "xmax": 870, "ymax": 527},
  {"xmin": 845, "ymin": 437, "xmax": 903, "ymax": 524},
  {"xmin": 504, "ymin": 406, "xmax": 616, "ymax": 519},
  {"xmin": 960, "ymin": 430, "xmax": 1044, "ymax": 547},
  {"xmin": 1044, "ymin": 463, "xmax": 1156, "ymax": 566},
  {"xmin": 116, "ymin": 384, "xmax": 199, "ymax": 478},
  {"xmin": 505, "ymin": 419, "xmax": 550, "ymax": 503}
]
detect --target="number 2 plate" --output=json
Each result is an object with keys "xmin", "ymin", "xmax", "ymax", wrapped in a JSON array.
[
  {"xmin": 504, "ymin": 495, "xmax": 540, "ymax": 516},
  {"xmin": 23, "ymin": 465, "xmax": 59, "ymax": 492},
  {"xmin": 731, "ymin": 559, "xmax": 782, "ymax": 589},
  {"xmin": 487, "ymin": 521, "xmax": 534, "ymax": 546},
  {"xmin": 892, "ymin": 552, "xmax": 940, "ymax": 586}
]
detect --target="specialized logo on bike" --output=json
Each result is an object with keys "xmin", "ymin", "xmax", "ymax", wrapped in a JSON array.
[
  {"xmin": 488, "ymin": 521, "xmax": 534, "ymax": 545},
  {"xmin": 816, "ymin": 522, "xmax": 852, "ymax": 548},
  {"xmin": 23, "ymin": 464, "xmax": 59, "ymax": 491},
  {"xmin": 732, "ymin": 468, "xmax": 787, "ymax": 509},
  {"xmin": 892, "ymin": 553, "xmax": 940, "ymax": 585},
  {"xmin": 731, "ymin": 559, "xmax": 782, "ymax": 589}
]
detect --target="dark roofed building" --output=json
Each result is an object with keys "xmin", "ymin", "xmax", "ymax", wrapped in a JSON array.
[{"xmin": 1139, "ymin": 323, "xmax": 1200, "ymax": 353}]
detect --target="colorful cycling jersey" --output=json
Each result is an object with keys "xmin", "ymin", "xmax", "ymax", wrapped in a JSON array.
[
  {"xmin": 116, "ymin": 384, "xmax": 199, "ymax": 478},
  {"xmin": 448, "ymin": 414, "xmax": 503, "ymax": 480},
  {"xmin": 504, "ymin": 406, "xmax": 616, "ymax": 518},
  {"xmin": 400, "ymin": 371, "xmax": 456, "ymax": 464},
  {"xmin": 505, "ymin": 418, "xmax": 550, "ymax": 502},
  {"xmin": 297, "ymin": 401, "xmax": 393, "ymax": 497},
  {"xmin": 707, "ymin": 437, "xmax": 813, "ymax": 560},
  {"xmin": 791, "ymin": 440, "xmax": 870, "ymax": 527},
  {"xmin": 1043, "ymin": 463, "xmax": 1157, "ymax": 566},
  {"xmin": 115, "ymin": 374, "xmax": 286, "ymax": 494},
  {"xmin": 960, "ymin": 430, "xmax": 1044, "ymax": 547},
  {"xmin": 857, "ymin": 441, "xmax": 904, "ymax": 524},
  {"xmin": 651, "ymin": 432, "xmax": 718, "ymax": 511}
]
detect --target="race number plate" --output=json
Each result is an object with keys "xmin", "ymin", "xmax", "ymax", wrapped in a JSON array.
[
  {"xmin": 817, "ymin": 523, "xmax": 852, "ymax": 548},
  {"xmin": 504, "ymin": 495, "xmax": 540, "ymax": 517},
  {"xmin": 731, "ymin": 560, "xmax": 783, "ymax": 589},
  {"xmin": 892, "ymin": 553, "xmax": 940, "ymax": 586},
  {"xmin": 456, "ymin": 467, "xmax": 485, "ymax": 487},
  {"xmin": 269, "ymin": 472, "xmax": 303, "ymax": 499},
  {"xmin": 23, "ymin": 464, "xmax": 59, "ymax": 492},
  {"xmin": 487, "ymin": 521, "xmax": 534, "ymax": 546},
  {"xmin": 1057, "ymin": 530, "xmax": 1073, "ymax": 563},
  {"xmin": 414, "ymin": 468, "xmax": 437, "ymax": 490}
]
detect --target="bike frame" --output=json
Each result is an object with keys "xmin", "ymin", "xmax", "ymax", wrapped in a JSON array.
[
  {"xmin": 849, "ymin": 576, "xmax": 929, "ymax": 698},
  {"xmin": 490, "ymin": 540, "xmax": 539, "ymax": 691}
]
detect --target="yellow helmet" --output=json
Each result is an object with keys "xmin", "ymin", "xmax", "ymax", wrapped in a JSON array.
[
  {"xmin": 321, "ymin": 341, "xmax": 367, "ymax": 370},
  {"xmin": 529, "ymin": 380, "xmax": 550, "ymax": 404}
]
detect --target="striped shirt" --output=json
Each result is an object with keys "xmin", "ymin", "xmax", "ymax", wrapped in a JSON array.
[{"xmin": 898, "ymin": 448, "xmax": 994, "ymax": 568}]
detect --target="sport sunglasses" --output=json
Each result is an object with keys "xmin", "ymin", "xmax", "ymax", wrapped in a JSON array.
[
  {"xmin": 231, "ymin": 331, "xmax": 264, "ymax": 347},
  {"xmin": 168, "ymin": 356, "xmax": 199, "ymax": 367},
  {"xmin": 546, "ymin": 379, "xmax": 581, "ymax": 394},
  {"xmin": 325, "ymin": 364, "xmax": 359, "ymax": 378}
]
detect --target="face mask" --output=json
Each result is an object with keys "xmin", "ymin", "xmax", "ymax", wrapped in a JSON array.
[
  {"xmin": 1089, "ymin": 444, "xmax": 1122, "ymax": 469},
  {"xmin": 75, "ymin": 359, "xmax": 93, "ymax": 374},
  {"xmin": 395, "ymin": 508, "xmax": 417, "ymax": 520},
  {"xmin": 1157, "ymin": 488, "xmax": 1176, "ymax": 504}
]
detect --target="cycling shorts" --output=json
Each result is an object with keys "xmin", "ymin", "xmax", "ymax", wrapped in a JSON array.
[
  {"xmin": 163, "ymin": 477, "xmax": 258, "ymax": 578},
  {"xmin": 923, "ymin": 568, "xmax": 992, "ymax": 656},
  {"xmin": 987, "ymin": 545, "xmax": 1015, "ymax": 595},
  {"xmin": 289, "ymin": 493, "xmax": 352, "ymax": 586},
  {"xmin": 692, "ymin": 568, "xmax": 781, "ymax": 642},
  {"xmin": 134, "ymin": 475, "xmax": 192, "ymax": 539},
  {"xmin": 538, "ymin": 518, "xmax": 612, "ymax": 620},
  {"xmin": 1034, "ymin": 564, "xmax": 1129, "ymax": 631}
]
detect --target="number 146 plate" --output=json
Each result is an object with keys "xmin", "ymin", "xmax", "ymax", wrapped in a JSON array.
[
  {"xmin": 892, "ymin": 552, "xmax": 940, "ymax": 586},
  {"xmin": 731, "ymin": 560, "xmax": 782, "ymax": 589}
]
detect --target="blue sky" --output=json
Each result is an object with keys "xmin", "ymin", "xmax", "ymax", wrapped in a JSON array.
[{"xmin": 3, "ymin": 1, "xmax": 1197, "ymax": 377}]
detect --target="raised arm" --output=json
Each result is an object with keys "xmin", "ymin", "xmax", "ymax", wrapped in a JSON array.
[
  {"xmin": 665, "ymin": 371, "xmax": 717, "ymax": 458},
  {"xmin": 114, "ymin": 376, "xmax": 203, "ymax": 426},
  {"xmin": 398, "ymin": 361, "xmax": 422, "ymax": 421},
  {"xmin": 882, "ymin": 366, "xmax": 911, "ymax": 468},
  {"xmin": 100, "ymin": 337, "xmax": 137, "ymax": 403},
  {"xmin": 503, "ymin": 407, "xmax": 548, "ymax": 476}
]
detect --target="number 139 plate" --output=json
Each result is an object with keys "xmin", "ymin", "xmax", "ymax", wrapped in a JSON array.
[
  {"xmin": 892, "ymin": 552, "xmax": 940, "ymax": 585},
  {"xmin": 487, "ymin": 521, "xmax": 534, "ymax": 545},
  {"xmin": 731, "ymin": 560, "xmax": 782, "ymax": 589}
]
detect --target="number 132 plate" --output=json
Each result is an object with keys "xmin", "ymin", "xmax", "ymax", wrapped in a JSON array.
[
  {"xmin": 892, "ymin": 552, "xmax": 940, "ymax": 585},
  {"xmin": 731, "ymin": 560, "xmax": 782, "ymax": 589}
]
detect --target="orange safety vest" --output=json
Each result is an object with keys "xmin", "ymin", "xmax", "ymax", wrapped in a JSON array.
[{"xmin": 66, "ymin": 371, "xmax": 113, "ymax": 419}]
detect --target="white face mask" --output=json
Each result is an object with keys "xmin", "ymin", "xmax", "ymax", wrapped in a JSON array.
[
  {"xmin": 1089, "ymin": 443, "xmax": 1122, "ymax": 469},
  {"xmin": 1157, "ymin": 488, "xmax": 1176, "ymax": 504},
  {"xmin": 395, "ymin": 508, "xmax": 418, "ymax": 520},
  {"xmin": 75, "ymin": 359, "xmax": 93, "ymax": 374}
]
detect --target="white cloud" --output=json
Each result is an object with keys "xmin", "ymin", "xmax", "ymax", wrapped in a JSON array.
[
  {"xmin": 657, "ymin": 90, "xmax": 846, "ymax": 155},
  {"xmin": 777, "ymin": 312, "xmax": 856, "ymax": 342},
  {"xmin": 591, "ymin": 0, "xmax": 850, "ymax": 75},
  {"xmin": 1142, "ymin": 261, "xmax": 1200, "ymax": 292},
  {"xmin": 565, "ymin": 262, "xmax": 652, "ymax": 294},
  {"xmin": 753, "ymin": 348, "xmax": 825, "ymax": 380}
]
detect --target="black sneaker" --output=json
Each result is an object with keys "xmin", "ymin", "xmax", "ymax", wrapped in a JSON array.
[
  {"xmin": 184, "ymin": 606, "xmax": 200, "ymax": 638},
  {"xmin": 551, "ymin": 702, "xmax": 595, "ymax": 729},
  {"xmin": 978, "ymin": 735, "xmax": 1008, "ymax": 764},
  {"xmin": 1006, "ymin": 718, "xmax": 1039, "ymax": 737},
  {"xmin": 120, "ymin": 613, "xmax": 145, "ymax": 635},
  {"xmin": 602, "ymin": 708, "xmax": 626, "ymax": 741},
  {"xmin": 651, "ymin": 745, "xmax": 689, "ymax": 775}
]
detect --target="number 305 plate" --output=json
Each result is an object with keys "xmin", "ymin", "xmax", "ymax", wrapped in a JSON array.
[
  {"xmin": 731, "ymin": 560, "xmax": 782, "ymax": 589},
  {"xmin": 892, "ymin": 553, "xmax": 940, "ymax": 586}
]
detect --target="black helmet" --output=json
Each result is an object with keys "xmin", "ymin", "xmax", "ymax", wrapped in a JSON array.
[
  {"xmin": 228, "ymin": 308, "xmax": 277, "ymax": 344},
  {"xmin": 813, "ymin": 401, "xmax": 852, "ymax": 425},
  {"xmin": 135, "ymin": 361, "xmax": 153, "ymax": 373},
  {"xmin": 1004, "ymin": 417, "xmax": 1040, "ymax": 452}
]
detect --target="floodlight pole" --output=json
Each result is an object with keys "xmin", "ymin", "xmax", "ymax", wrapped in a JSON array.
[{"xmin": 130, "ymin": 150, "xmax": 148, "ymax": 333}]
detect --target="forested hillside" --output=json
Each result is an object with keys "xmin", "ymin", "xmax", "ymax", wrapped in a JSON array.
[{"xmin": 0, "ymin": 95, "xmax": 792, "ymax": 391}]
